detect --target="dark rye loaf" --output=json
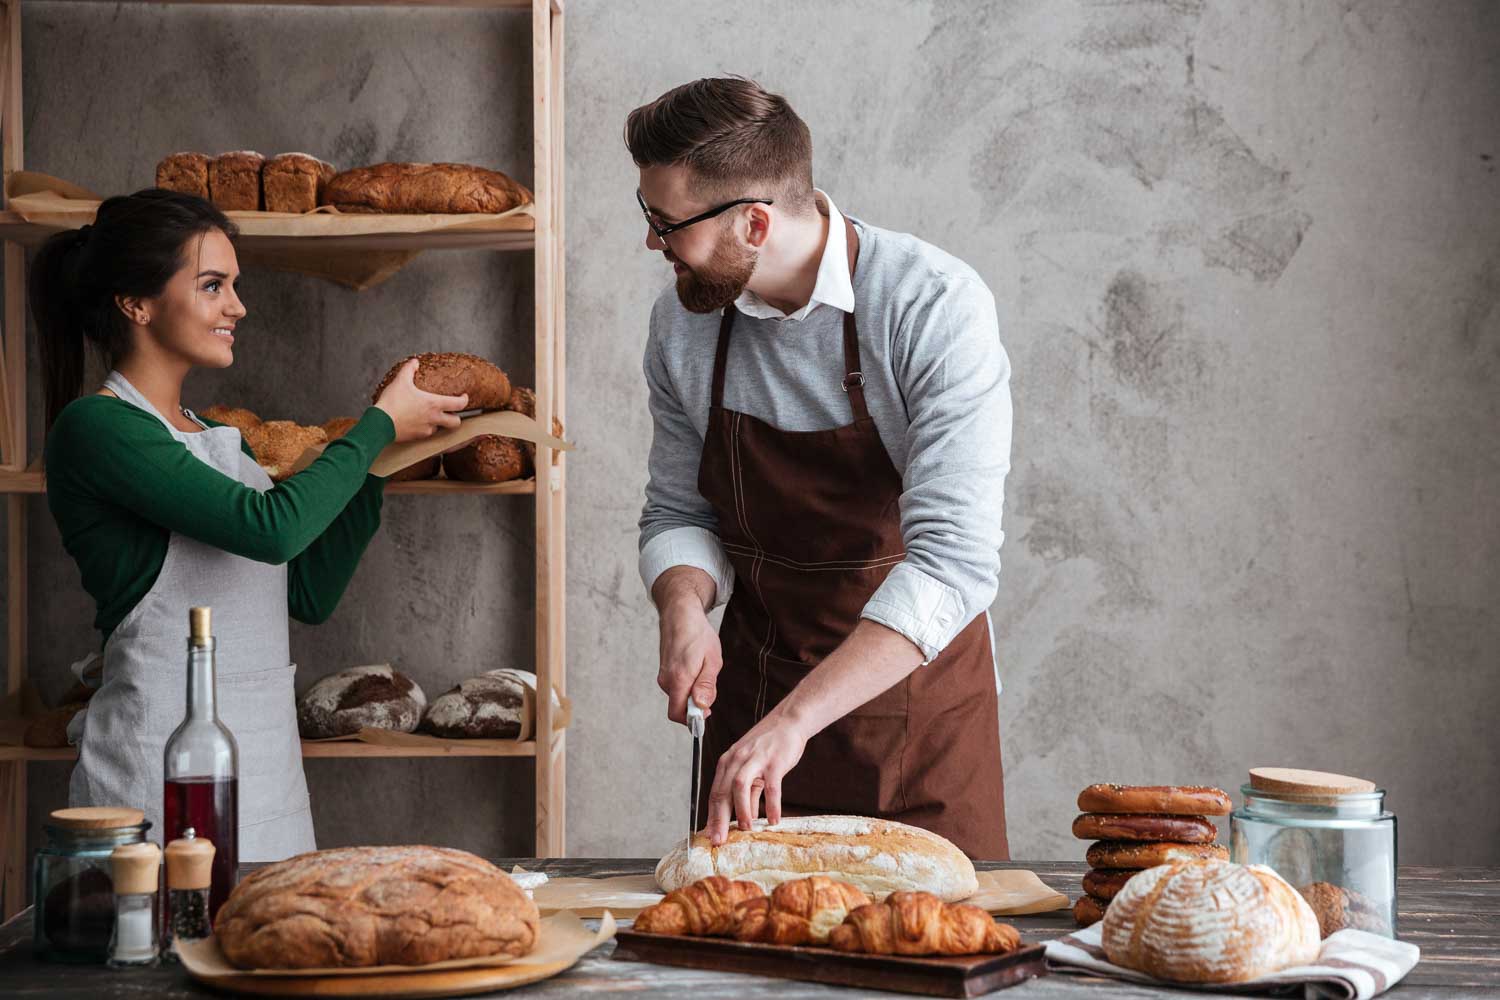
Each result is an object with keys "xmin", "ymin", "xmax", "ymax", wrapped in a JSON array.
[
  {"xmin": 297, "ymin": 665, "xmax": 426, "ymax": 739},
  {"xmin": 214, "ymin": 846, "xmax": 538, "ymax": 969}
]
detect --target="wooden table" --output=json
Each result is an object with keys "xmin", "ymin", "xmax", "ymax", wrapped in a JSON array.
[{"xmin": 0, "ymin": 860, "xmax": 1493, "ymax": 997}]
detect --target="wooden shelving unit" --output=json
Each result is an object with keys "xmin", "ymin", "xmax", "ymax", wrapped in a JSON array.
[{"xmin": 0, "ymin": 0, "xmax": 567, "ymax": 918}]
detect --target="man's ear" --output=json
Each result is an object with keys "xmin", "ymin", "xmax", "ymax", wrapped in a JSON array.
[{"xmin": 743, "ymin": 204, "xmax": 772, "ymax": 248}]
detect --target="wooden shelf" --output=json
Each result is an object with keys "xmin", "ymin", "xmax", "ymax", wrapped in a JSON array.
[
  {"xmin": 0, "ymin": 739, "xmax": 537, "ymax": 762},
  {"xmin": 44, "ymin": 0, "xmax": 553, "ymax": 9},
  {"xmin": 0, "ymin": 211, "xmax": 536, "ymax": 253},
  {"xmin": 0, "ymin": 469, "xmax": 535, "ymax": 495}
]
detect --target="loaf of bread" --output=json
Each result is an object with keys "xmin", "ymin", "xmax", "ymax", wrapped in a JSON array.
[
  {"xmin": 156, "ymin": 152, "xmax": 211, "ymax": 199},
  {"xmin": 209, "ymin": 151, "xmax": 264, "ymax": 211},
  {"xmin": 263, "ymin": 153, "xmax": 336, "ymax": 213},
  {"xmin": 422, "ymin": 669, "xmax": 556, "ymax": 739},
  {"xmin": 503, "ymin": 386, "xmax": 564, "ymax": 473},
  {"xmin": 655, "ymin": 816, "xmax": 978, "ymax": 902},
  {"xmin": 1298, "ymin": 881, "xmax": 1391, "ymax": 937},
  {"xmin": 1102, "ymin": 860, "xmax": 1320, "ymax": 983},
  {"xmin": 200, "ymin": 404, "xmax": 262, "ymax": 436},
  {"xmin": 325, "ymin": 162, "xmax": 533, "ymax": 215},
  {"xmin": 443, "ymin": 435, "xmax": 526, "ymax": 483},
  {"xmin": 321, "ymin": 416, "xmax": 359, "ymax": 440},
  {"xmin": 372, "ymin": 352, "xmax": 513, "ymax": 411},
  {"xmin": 244, "ymin": 420, "xmax": 326, "ymax": 482},
  {"xmin": 214, "ymin": 846, "xmax": 537, "ymax": 969},
  {"xmin": 297, "ymin": 665, "xmax": 427, "ymax": 739}
]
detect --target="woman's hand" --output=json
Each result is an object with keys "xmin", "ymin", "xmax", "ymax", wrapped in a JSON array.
[
  {"xmin": 703, "ymin": 710, "xmax": 810, "ymax": 845},
  {"xmin": 374, "ymin": 358, "xmax": 469, "ymax": 443}
]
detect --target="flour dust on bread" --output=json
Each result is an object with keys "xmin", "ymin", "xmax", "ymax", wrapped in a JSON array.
[
  {"xmin": 297, "ymin": 665, "xmax": 426, "ymax": 739},
  {"xmin": 655, "ymin": 816, "xmax": 979, "ymax": 902}
]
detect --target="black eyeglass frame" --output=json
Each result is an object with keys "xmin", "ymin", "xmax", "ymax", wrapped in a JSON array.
[{"xmin": 636, "ymin": 189, "xmax": 774, "ymax": 243}]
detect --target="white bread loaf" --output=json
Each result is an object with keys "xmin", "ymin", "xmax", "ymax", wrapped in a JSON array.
[
  {"xmin": 655, "ymin": 816, "xmax": 978, "ymax": 902},
  {"xmin": 1102, "ymin": 859, "xmax": 1321, "ymax": 983}
]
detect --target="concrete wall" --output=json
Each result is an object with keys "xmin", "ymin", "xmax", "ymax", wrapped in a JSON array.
[{"xmin": 13, "ymin": 1, "xmax": 1499, "ymax": 871}]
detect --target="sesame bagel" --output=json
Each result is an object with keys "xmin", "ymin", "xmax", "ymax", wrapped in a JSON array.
[
  {"xmin": 1085, "ymin": 840, "xmax": 1228, "ymax": 871},
  {"xmin": 1077, "ymin": 784, "xmax": 1232, "ymax": 816}
]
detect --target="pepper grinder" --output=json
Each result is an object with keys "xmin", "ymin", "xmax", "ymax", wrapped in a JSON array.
[
  {"xmin": 107, "ymin": 842, "xmax": 161, "ymax": 967},
  {"xmin": 163, "ymin": 828, "xmax": 216, "ymax": 963}
]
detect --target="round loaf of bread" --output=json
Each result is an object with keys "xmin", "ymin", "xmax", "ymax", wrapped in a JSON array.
[
  {"xmin": 214, "ymin": 845, "xmax": 538, "ymax": 969},
  {"xmin": 1102, "ymin": 859, "xmax": 1320, "ymax": 983},
  {"xmin": 297, "ymin": 665, "xmax": 426, "ymax": 739},
  {"xmin": 1086, "ymin": 840, "xmax": 1228, "ymax": 870},
  {"xmin": 1077, "ymin": 784, "xmax": 1233, "ymax": 816},
  {"xmin": 1072, "ymin": 813, "xmax": 1218, "ymax": 844},
  {"xmin": 372, "ymin": 352, "xmax": 512, "ymax": 411},
  {"xmin": 200, "ymin": 404, "xmax": 262, "ymax": 436},
  {"xmin": 443, "ymin": 434, "xmax": 526, "ymax": 483},
  {"xmin": 422, "ymin": 669, "xmax": 529, "ymax": 738},
  {"xmin": 655, "ymin": 816, "xmax": 978, "ymax": 902}
]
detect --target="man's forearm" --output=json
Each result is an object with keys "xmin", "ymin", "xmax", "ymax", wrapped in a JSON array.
[
  {"xmin": 651, "ymin": 564, "xmax": 717, "ymax": 614},
  {"xmin": 769, "ymin": 619, "xmax": 925, "ymax": 738}
]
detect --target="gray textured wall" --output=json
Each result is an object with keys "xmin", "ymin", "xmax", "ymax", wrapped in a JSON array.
[{"xmin": 13, "ymin": 1, "xmax": 1500, "ymax": 872}]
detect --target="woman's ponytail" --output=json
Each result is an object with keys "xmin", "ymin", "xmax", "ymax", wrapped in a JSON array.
[{"xmin": 28, "ymin": 189, "xmax": 237, "ymax": 428}]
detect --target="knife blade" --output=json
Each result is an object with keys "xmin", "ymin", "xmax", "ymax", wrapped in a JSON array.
[{"xmin": 686, "ymin": 701, "xmax": 705, "ymax": 841}]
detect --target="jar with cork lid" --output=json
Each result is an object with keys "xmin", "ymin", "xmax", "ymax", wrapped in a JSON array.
[
  {"xmin": 1230, "ymin": 767, "xmax": 1397, "ymax": 938},
  {"xmin": 163, "ymin": 828, "xmax": 216, "ymax": 962},
  {"xmin": 107, "ymin": 841, "xmax": 161, "ymax": 967},
  {"xmin": 32, "ymin": 806, "xmax": 152, "ymax": 963}
]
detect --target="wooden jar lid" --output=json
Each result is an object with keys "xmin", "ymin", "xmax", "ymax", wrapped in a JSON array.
[
  {"xmin": 166, "ymin": 830, "xmax": 217, "ymax": 890},
  {"xmin": 1249, "ymin": 767, "xmax": 1377, "ymax": 797},
  {"xmin": 110, "ymin": 842, "xmax": 161, "ymax": 895},
  {"xmin": 49, "ymin": 806, "xmax": 145, "ymax": 830}
]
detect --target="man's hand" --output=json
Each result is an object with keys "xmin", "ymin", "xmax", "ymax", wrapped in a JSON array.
[
  {"xmin": 652, "ymin": 567, "xmax": 721, "ymax": 724},
  {"xmin": 703, "ymin": 709, "xmax": 810, "ymax": 844}
]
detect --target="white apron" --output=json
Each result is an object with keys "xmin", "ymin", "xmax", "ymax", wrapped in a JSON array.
[{"xmin": 69, "ymin": 371, "xmax": 316, "ymax": 861}]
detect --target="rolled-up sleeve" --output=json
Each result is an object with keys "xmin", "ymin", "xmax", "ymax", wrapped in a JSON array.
[
  {"xmin": 637, "ymin": 318, "xmax": 735, "ymax": 607},
  {"xmin": 861, "ymin": 278, "xmax": 1011, "ymax": 661}
]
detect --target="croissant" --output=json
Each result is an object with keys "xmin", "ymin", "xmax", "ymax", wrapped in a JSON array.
[
  {"xmin": 734, "ymin": 876, "xmax": 871, "ymax": 946},
  {"xmin": 829, "ymin": 891, "xmax": 1021, "ymax": 956},
  {"xmin": 634, "ymin": 875, "xmax": 764, "ymax": 936}
]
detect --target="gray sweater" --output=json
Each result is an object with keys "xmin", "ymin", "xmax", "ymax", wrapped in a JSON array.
[{"xmin": 638, "ymin": 200, "xmax": 1012, "ymax": 663}]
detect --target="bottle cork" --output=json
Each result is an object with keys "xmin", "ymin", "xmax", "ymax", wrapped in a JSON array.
[
  {"xmin": 165, "ymin": 828, "xmax": 216, "ymax": 890},
  {"xmin": 190, "ymin": 607, "xmax": 212, "ymax": 645},
  {"xmin": 110, "ymin": 842, "xmax": 162, "ymax": 896}
]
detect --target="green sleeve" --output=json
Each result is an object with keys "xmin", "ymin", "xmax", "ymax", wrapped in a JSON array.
[
  {"xmin": 47, "ymin": 398, "xmax": 396, "ymax": 566},
  {"xmin": 287, "ymin": 474, "xmax": 386, "ymax": 624}
]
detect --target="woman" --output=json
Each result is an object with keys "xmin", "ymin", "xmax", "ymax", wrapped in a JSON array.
[{"xmin": 32, "ymin": 188, "xmax": 467, "ymax": 860}]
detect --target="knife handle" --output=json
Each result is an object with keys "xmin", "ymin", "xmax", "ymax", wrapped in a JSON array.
[{"xmin": 686, "ymin": 700, "xmax": 705, "ymax": 737}]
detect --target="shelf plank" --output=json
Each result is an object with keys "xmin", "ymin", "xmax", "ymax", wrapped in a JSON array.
[
  {"xmin": 43, "ymin": 0, "xmax": 536, "ymax": 8},
  {"xmin": 0, "ymin": 739, "xmax": 536, "ymax": 762},
  {"xmin": 0, "ymin": 212, "xmax": 535, "ymax": 252},
  {"xmin": 0, "ymin": 469, "xmax": 535, "ymax": 496}
]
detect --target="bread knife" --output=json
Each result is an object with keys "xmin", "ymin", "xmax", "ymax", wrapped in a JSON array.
[{"xmin": 686, "ymin": 701, "xmax": 704, "ymax": 841}]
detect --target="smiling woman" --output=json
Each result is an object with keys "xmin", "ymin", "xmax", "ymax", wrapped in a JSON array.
[{"xmin": 28, "ymin": 189, "xmax": 473, "ymax": 866}]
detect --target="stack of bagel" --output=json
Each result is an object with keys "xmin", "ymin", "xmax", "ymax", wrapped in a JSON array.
[{"xmin": 1070, "ymin": 783, "xmax": 1232, "ymax": 926}]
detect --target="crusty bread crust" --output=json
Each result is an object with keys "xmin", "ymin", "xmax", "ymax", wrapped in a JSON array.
[
  {"xmin": 655, "ymin": 816, "xmax": 978, "ymax": 902},
  {"xmin": 213, "ymin": 846, "xmax": 538, "ymax": 969}
]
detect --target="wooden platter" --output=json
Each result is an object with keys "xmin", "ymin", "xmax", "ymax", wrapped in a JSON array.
[{"xmin": 611, "ymin": 930, "xmax": 1048, "ymax": 998}]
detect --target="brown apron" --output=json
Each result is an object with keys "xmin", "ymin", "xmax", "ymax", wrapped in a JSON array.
[{"xmin": 694, "ymin": 217, "xmax": 1009, "ymax": 859}]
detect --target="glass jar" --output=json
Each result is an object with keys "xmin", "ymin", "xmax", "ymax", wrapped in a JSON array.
[
  {"xmin": 1231, "ymin": 783, "xmax": 1396, "ymax": 937},
  {"xmin": 32, "ymin": 809, "xmax": 152, "ymax": 963}
]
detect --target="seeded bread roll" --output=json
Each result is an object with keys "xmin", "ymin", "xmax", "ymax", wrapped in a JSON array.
[
  {"xmin": 443, "ymin": 435, "xmax": 525, "ymax": 483},
  {"xmin": 156, "ymin": 152, "xmax": 211, "ymax": 199},
  {"xmin": 214, "ymin": 846, "xmax": 537, "ymax": 969},
  {"xmin": 325, "ymin": 162, "xmax": 533, "ymax": 215},
  {"xmin": 209, "ymin": 151, "xmax": 265, "ymax": 211},
  {"xmin": 297, "ymin": 665, "xmax": 427, "ymax": 739},
  {"xmin": 264, "ymin": 153, "xmax": 336, "ymax": 213},
  {"xmin": 245, "ymin": 420, "xmax": 326, "ymax": 482},
  {"xmin": 1086, "ymin": 840, "xmax": 1229, "ymax": 871},
  {"xmin": 372, "ymin": 352, "xmax": 512, "ymax": 411},
  {"xmin": 656, "ymin": 816, "xmax": 978, "ymax": 902}
]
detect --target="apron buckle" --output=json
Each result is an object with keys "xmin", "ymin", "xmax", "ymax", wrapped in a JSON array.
[{"xmin": 841, "ymin": 372, "xmax": 865, "ymax": 392}]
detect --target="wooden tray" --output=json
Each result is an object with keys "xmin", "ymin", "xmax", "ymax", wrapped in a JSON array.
[
  {"xmin": 180, "ymin": 955, "xmax": 580, "ymax": 998},
  {"xmin": 611, "ymin": 930, "xmax": 1048, "ymax": 998}
]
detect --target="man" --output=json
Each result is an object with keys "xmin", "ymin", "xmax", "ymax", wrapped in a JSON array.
[{"xmin": 630, "ymin": 78, "xmax": 1013, "ymax": 858}]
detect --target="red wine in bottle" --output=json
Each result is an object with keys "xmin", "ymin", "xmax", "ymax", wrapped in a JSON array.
[
  {"xmin": 162, "ymin": 608, "xmax": 240, "ymax": 921},
  {"xmin": 163, "ymin": 777, "xmax": 238, "ymax": 918}
]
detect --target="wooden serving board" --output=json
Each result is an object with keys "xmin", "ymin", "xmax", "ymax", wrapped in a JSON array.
[
  {"xmin": 611, "ymin": 930, "xmax": 1048, "ymax": 998},
  {"xmin": 180, "ymin": 955, "xmax": 580, "ymax": 998}
]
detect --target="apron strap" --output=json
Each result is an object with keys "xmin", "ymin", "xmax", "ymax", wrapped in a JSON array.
[
  {"xmin": 840, "ymin": 217, "xmax": 870, "ymax": 421},
  {"xmin": 709, "ymin": 215, "xmax": 868, "ymax": 419}
]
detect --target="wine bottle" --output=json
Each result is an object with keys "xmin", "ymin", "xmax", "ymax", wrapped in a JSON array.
[{"xmin": 162, "ymin": 607, "xmax": 239, "ymax": 920}]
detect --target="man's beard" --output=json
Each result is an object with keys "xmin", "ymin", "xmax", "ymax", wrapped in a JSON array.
[{"xmin": 673, "ymin": 234, "xmax": 758, "ymax": 314}]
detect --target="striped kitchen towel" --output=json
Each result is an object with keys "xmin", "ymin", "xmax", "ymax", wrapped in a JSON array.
[{"xmin": 1044, "ymin": 924, "xmax": 1420, "ymax": 999}]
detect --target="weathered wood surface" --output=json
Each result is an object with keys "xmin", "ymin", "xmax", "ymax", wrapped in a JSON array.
[{"xmin": 0, "ymin": 860, "xmax": 1494, "ymax": 998}]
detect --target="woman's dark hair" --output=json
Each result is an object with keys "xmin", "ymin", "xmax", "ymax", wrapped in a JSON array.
[{"xmin": 30, "ymin": 188, "xmax": 238, "ymax": 427}]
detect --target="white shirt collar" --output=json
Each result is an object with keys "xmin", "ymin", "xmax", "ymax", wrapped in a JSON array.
[{"xmin": 733, "ymin": 189, "xmax": 855, "ymax": 322}]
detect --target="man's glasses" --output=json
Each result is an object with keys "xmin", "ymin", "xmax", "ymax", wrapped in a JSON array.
[{"xmin": 636, "ymin": 189, "xmax": 774, "ymax": 245}]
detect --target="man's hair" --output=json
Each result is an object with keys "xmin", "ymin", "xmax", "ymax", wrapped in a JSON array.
[{"xmin": 625, "ymin": 77, "xmax": 815, "ymax": 216}]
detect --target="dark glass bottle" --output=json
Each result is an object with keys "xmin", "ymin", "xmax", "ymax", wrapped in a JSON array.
[{"xmin": 162, "ymin": 607, "xmax": 239, "ymax": 920}]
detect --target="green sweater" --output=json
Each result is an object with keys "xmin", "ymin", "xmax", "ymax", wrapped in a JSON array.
[{"xmin": 45, "ymin": 396, "xmax": 396, "ymax": 644}]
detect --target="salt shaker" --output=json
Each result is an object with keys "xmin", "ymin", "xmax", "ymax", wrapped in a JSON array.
[
  {"xmin": 107, "ymin": 842, "xmax": 160, "ymax": 967},
  {"xmin": 163, "ymin": 828, "xmax": 216, "ymax": 963}
]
